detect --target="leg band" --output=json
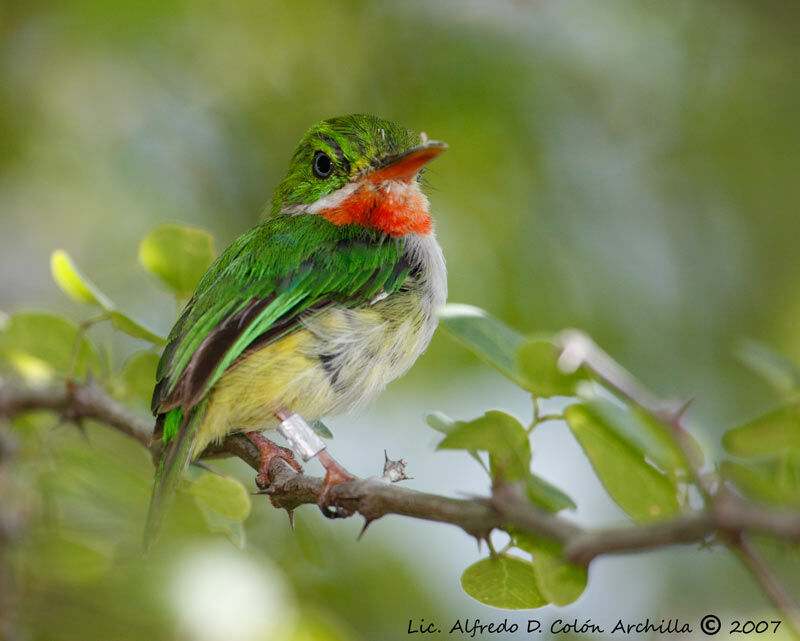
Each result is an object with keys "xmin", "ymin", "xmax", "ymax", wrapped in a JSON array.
[{"xmin": 277, "ymin": 413, "xmax": 325, "ymax": 461}]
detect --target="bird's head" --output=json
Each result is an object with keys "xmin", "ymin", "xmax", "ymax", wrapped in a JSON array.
[{"xmin": 271, "ymin": 114, "xmax": 446, "ymax": 236}]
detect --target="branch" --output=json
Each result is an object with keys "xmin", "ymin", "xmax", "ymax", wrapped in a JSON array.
[
  {"xmin": 733, "ymin": 536, "xmax": 800, "ymax": 637},
  {"xmin": 256, "ymin": 456, "xmax": 503, "ymax": 538},
  {"xmin": 4, "ymin": 379, "xmax": 800, "ymax": 582},
  {"xmin": 555, "ymin": 330, "xmax": 800, "ymax": 631},
  {"xmin": 0, "ymin": 380, "xmax": 153, "ymax": 447}
]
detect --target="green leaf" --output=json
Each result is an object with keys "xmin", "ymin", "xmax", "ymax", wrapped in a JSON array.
[
  {"xmin": 113, "ymin": 351, "xmax": 159, "ymax": 406},
  {"xmin": 720, "ymin": 458, "xmax": 800, "ymax": 508},
  {"xmin": 108, "ymin": 310, "xmax": 166, "ymax": 346},
  {"xmin": 517, "ymin": 339, "xmax": 587, "ymax": 398},
  {"xmin": 426, "ymin": 411, "xmax": 487, "ymax": 472},
  {"xmin": 525, "ymin": 474, "xmax": 576, "ymax": 512},
  {"xmin": 438, "ymin": 410, "xmax": 530, "ymax": 480},
  {"xmin": 736, "ymin": 339, "xmax": 800, "ymax": 393},
  {"xmin": 723, "ymin": 404, "xmax": 800, "ymax": 458},
  {"xmin": 515, "ymin": 533, "xmax": 587, "ymax": 606},
  {"xmin": 426, "ymin": 411, "xmax": 456, "ymax": 434},
  {"xmin": 139, "ymin": 223, "xmax": 216, "ymax": 299},
  {"xmin": 310, "ymin": 419, "xmax": 333, "ymax": 439},
  {"xmin": 0, "ymin": 311, "xmax": 101, "ymax": 380},
  {"xmin": 579, "ymin": 398, "xmax": 691, "ymax": 474},
  {"xmin": 436, "ymin": 410, "xmax": 574, "ymax": 509},
  {"xmin": 461, "ymin": 555, "xmax": 547, "ymax": 609},
  {"xmin": 195, "ymin": 501, "xmax": 246, "ymax": 548},
  {"xmin": 565, "ymin": 404, "xmax": 680, "ymax": 521},
  {"xmin": 50, "ymin": 249, "xmax": 113, "ymax": 308},
  {"xmin": 185, "ymin": 472, "xmax": 251, "ymax": 521},
  {"xmin": 437, "ymin": 304, "xmax": 526, "ymax": 386},
  {"xmin": 530, "ymin": 545, "xmax": 587, "ymax": 606},
  {"xmin": 50, "ymin": 249, "xmax": 165, "ymax": 346}
]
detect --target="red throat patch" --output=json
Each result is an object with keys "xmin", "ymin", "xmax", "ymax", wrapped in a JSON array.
[{"xmin": 318, "ymin": 180, "xmax": 432, "ymax": 236}]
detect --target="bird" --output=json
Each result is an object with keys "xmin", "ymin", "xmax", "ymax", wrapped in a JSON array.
[{"xmin": 144, "ymin": 114, "xmax": 448, "ymax": 548}]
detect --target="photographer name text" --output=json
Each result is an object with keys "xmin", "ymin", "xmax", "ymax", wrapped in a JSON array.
[{"xmin": 407, "ymin": 615, "xmax": 782, "ymax": 637}]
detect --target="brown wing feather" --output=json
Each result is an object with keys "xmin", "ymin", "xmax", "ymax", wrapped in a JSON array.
[
  {"xmin": 153, "ymin": 297, "xmax": 275, "ymax": 414},
  {"xmin": 153, "ymin": 297, "xmax": 335, "ymax": 416}
]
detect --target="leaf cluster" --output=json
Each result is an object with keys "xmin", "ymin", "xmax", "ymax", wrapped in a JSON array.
[
  {"xmin": 431, "ymin": 305, "xmax": 800, "ymax": 609},
  {"xmin": 3, "ymin": 225, "xmax": 256, "ymax": 543}
]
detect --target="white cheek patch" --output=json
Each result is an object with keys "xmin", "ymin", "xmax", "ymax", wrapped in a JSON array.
[
  {"xmin": 281, "ymin": 182, "xmax": 360, "ymax": 216},
  {"xmin": 305, "ymin": 182, "xmax": 360, "ymax": 214}
]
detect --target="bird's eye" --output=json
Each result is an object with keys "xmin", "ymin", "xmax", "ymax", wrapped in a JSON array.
[
  {"xmin": 312, "ymin": 151, "xmax": 333, "ymax": 179},
  {"xmin": 416, "ymin": 167, "xmax": 426, "ymax": 184}
]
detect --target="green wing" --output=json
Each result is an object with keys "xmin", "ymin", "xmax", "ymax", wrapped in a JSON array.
[
  {"xmin": 152, "ymin": 214, "xmax": 411, "ymax": 417},
  {"xmin": 143, "ymin": 215, "xmax": 410, "ymax": 549}
]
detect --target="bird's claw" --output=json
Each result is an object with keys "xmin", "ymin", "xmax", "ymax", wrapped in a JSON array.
[
  {"xmin": 317, "ymin": 501, "xmax": 352, "ymax": 519},
  {"xmin": 246, "ymin": 431, "xmax": 303, "ymax": 490},
  {"xmin": 255, "ymin": 446, "xmax": 302, "ymax": 489},
  {"xmin": 316, "ymin": 464, "xmax": 356, "ymax": 519}
]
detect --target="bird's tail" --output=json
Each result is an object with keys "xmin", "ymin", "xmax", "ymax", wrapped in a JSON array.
[{"xmin": 143, "ymin": 401, "xmax": 207, "ymax": 553}]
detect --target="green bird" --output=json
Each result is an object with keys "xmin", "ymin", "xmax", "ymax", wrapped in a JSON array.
[{"xmin": 145, "ymin": 114, "xmax": 447, "ymax": 547}]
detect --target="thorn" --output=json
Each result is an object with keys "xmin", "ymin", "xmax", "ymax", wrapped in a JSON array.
[
  {"xmin": 73, "ymin": 418, "xmax": 89, "ymax": 441},
  {"xmin": 382, "ymin": 451, "xmax": 413, "ymax": 483},
  {"xmin": 286, "ymin": 509, "xmax": 295, "ymax": 530},
  {"xmin": 357, "ymin": 518, "xmax": 374, "ymax": 541},
  {"xmin": 191, "ymin": 461, "xmax": 223, "ymax": 475},
  {"xmin": 53, "ymin": 415, "xmax": 89, "ymax": 441},
  {"xmin": 673, "ymin": 397, "xmax": 695, "ymax": 421}
]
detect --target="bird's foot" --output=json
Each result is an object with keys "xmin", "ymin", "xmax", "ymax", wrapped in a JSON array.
[
  {"xmin": 316, "ymin": 449, "xmax": 356, "ymax": 519},
  {"xmin": 245, "ymin": 431, "xmax": 303, "ymax": 489}
]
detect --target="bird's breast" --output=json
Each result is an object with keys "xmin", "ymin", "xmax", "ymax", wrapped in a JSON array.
[
  {"xmin": 196, "ymin": 233, "xmax": 446, "ymax": 451},
  {"xmin": 300, "ymin": 232, "xmax": 447, "ymax": 411}
]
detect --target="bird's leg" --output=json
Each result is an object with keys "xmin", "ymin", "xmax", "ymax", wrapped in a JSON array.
[
  {"xmin": 272, "ymin": 408, "xmax": 355, "ymax": 518},
  {"xmin": 245, "ymin": 431, "xmax": 303, "ymax": 489},
  {"xmin": 316, "ymin": 449, "xmax": 356, "ymax": 519}
]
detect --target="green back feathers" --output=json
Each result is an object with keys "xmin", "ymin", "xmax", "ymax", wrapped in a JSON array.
[
  {"xmin": 161, "ymin": 406, "xmax": 183, "ymax": 443},
  {"xmin": 270, "ymin": 114, "xmax": 422, "ymax": 217}
]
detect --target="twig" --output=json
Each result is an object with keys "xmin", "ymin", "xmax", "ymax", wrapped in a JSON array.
[
  {"xmin": 557, "ymin": 329, "xmax": 711, "ymax": 496},
  {"xmin": 4, "ymin": 380, "xmax": 800, "ymax": 588},
  {"xmin": 732, "ymin": 535, "xmax": 800, "ymax": 637},
  {"xmin": 0, "ymin": 380, "xmax": 153, "ymax": 447}
]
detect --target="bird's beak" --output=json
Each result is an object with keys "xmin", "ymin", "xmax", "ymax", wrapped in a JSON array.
[{"xmin": 367, "ymin": 141, "xmax": 448, "ymax": 183}]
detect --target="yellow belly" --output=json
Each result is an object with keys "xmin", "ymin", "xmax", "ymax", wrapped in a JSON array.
[
  {"xmin": 194, "ymin": 293, "xmax": 434, "ymax": 454},
  {"xmin": 195, "ymin": 331, "xmax": 326, "ymax": 452}
]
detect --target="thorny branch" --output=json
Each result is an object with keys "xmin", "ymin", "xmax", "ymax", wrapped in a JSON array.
[
  {"xmin": 2, "ymin": 370, "xmax": 800, "ymax": 632},
  {"xmin": 3, "ymin": 379, "xmax": 800, "ymax": 552},
  {"xmin": 556, "ymin": 329, "xmax": 800, "ymax": 636}
]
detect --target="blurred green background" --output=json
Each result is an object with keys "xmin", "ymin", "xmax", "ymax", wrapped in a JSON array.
[{"xmin": 2, "ymin": 1, "xmax": 800, "ymax": 639}]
